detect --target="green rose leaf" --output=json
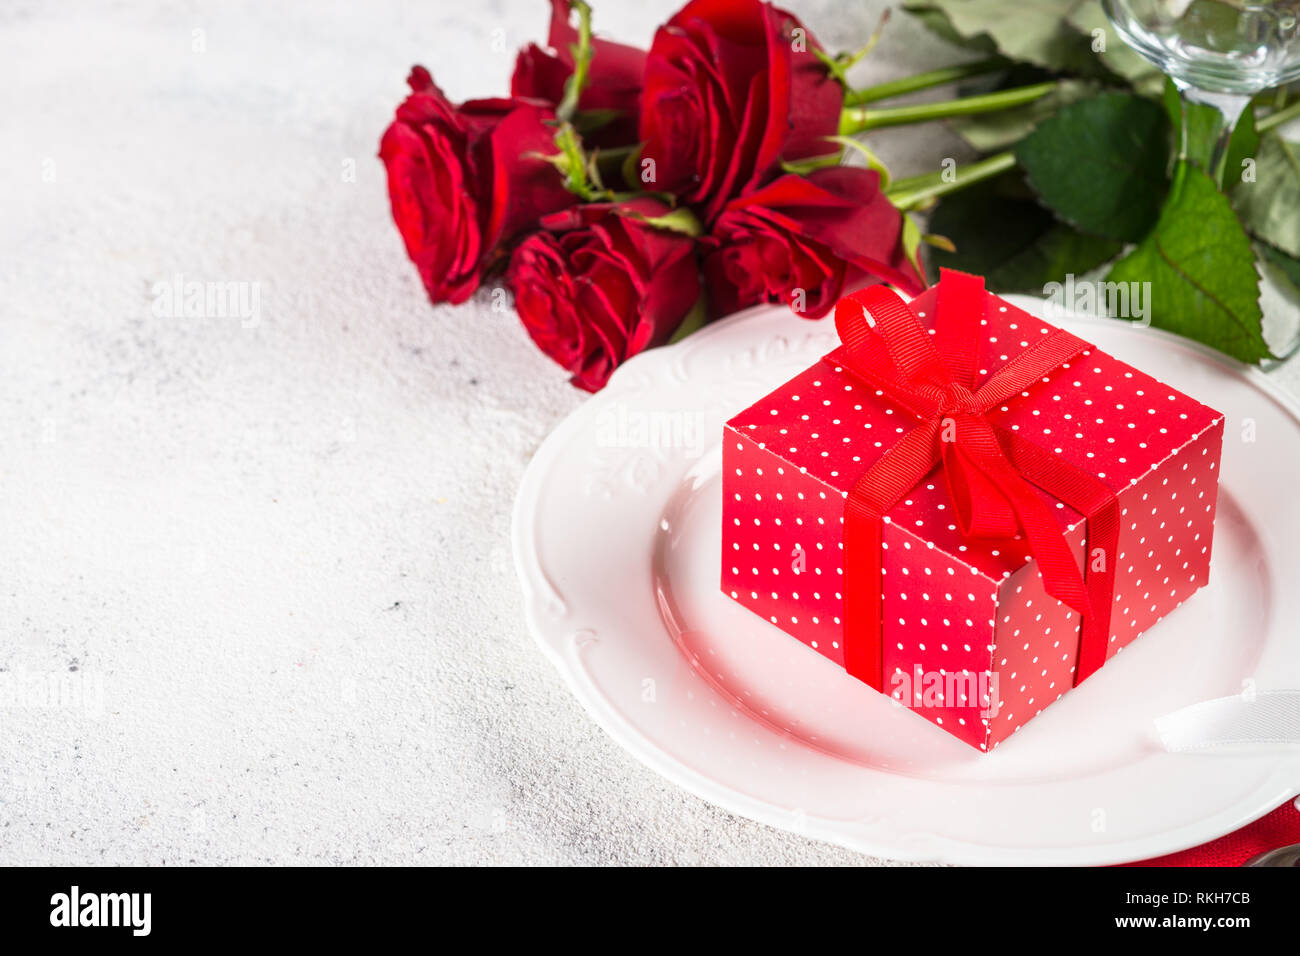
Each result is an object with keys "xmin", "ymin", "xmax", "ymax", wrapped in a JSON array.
[
  {"xmin": 620, "ymin": 206, "xmax": 704, "ymax": 238},
  {"xmin": 901, "ymin": 213, "xmax": 927, "ymax": 280},
  {"xmin": 950, "ymin": 78, "xmax": 1098, "ymax": 152},
  {"xmin": 1162, "ymin": 78, "xmax": 1260, "ymax": 187},
  {"xmin": 1233, "ymin": 132, "xmax": 1300, "ymax": 258},
  {"xmin": 1106, "ymin": 162, "xmax": 1270, "ymax": 363},
  {"xmin": 926, "ymin": 175, "xmax": 1122, "ymax": 291},
  {"xmin": 901, "ymin": 3, "xmax": 999, "ymax": 54},
  {"xmin": 1223, "ymin": 106, "xmax": 1260, "ymax": 189},
  {"xmin": 1065, "ymin": 3, "xmax": 1163, "ymax": 92},
  {"xmin": 1258, "ymin": 242, "xmax": 1300, "ymax": 289},
  {"xmin": 1016, "ymin": 92, "xmax": 1171, "ymax": 241},
  {"xmin": 903, "ymin": 0, "xmax": 1107, "ymax": 76}
]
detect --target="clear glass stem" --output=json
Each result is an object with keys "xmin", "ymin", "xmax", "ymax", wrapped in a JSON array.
[{"xmin": 1174, "ymin": 81, "xmax": 1250, "ymax": 183}]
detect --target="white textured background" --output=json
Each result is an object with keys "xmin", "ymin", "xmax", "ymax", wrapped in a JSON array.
[{"xmin": 2, "ymin": 0, "xmax": 1294, "ymax": 865}]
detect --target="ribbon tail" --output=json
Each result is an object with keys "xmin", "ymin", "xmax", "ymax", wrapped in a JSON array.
[
  {"xmin": 941, "ymin": 424, "xmax": 1019, "ymax": 540},
  {"xmin": 1077, "ymin": 496, "xmax": 1119, "ymax": 681},
  {"xmin": 842, "ymin": 499, "xmax": 884, "ymax": 689},
  {"xmin": 1007, "ymin": 481, "xmax": 1092, "ymax": 613},
  {"xmin": 984, "ymin": 462, "xmax": 1093, "ymax": 618},
  {"xmin": 998, "ymin": 428, "xmax": 1119, "ymax": 683}
]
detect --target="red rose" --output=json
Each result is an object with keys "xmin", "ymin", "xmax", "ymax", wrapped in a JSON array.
[
  {"xmin": 512, "ymin": 0, "xmax": 646, "ymax": 148},
  {"xmin": 507, "ymin": 198, "xmax": 702, "ymax": 391},
  {"xmin": 379, "ymin": 67, "xmax": 576, "ymax": 305},
  {"xmin": 640, "ymin": 0, "xmax": 844, "ymax": 223},
  {"xmin": 701, "ymin": 167, "xmax": 924, "ymax": 319}
]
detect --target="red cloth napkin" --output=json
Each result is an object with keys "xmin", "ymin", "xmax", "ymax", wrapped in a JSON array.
[{"xmin": 1123, "ymin": 799, "xmax": 1300, "ymax": 866}]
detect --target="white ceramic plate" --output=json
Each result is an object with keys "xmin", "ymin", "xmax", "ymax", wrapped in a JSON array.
[{"xmin": 513, "ymin": 297, "xmax": 1300, "ymax": 865}]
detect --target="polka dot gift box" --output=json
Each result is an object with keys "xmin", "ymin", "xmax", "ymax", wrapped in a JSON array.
[{"xmin": 721, "ymin": 270, "xmax": 1224, "ymax": 751}]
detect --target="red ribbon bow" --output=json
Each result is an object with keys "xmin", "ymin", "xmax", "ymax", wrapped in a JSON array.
[{"xmin": 832, "ymin": 269, "xmax": 1120, "ymax": 692}]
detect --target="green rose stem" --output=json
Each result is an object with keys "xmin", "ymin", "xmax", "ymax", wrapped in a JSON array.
[
  {"xmin": 839, "ymin": 81, "xmax": 1056, "ymax": 135},
  {"xmin": 884, "ymin": 151, "xmax": 1016, "ymax": 212},
  {"xmin": 1258, "ymin": 98, "xmax": 1300, "ymax": 133},
  {"xmin": 842, "ymin": 58, "xmax": 1006, "ymax": 107},
  {"xmin": 878, "ymin": 95, "xmax": 1300, "ymax": 216},
  {"xmin": 554, "ymin": 0, "xmax": 593, "ymax": 123}
]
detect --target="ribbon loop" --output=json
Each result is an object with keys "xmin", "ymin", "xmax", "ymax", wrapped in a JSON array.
[{"xmin": 832, "ymin": 269, "xmax": 1120, "ymax": 692}]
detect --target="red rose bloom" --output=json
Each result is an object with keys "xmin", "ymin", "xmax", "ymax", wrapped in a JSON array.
[
  {"xmin": 512, "ymin": 0, "xmax": 646, "ymax": 148},
  {"xmin": 701, "ymin": 167, "xmax": 924, "ymax": 319},
  {"xmin": 379, "ymin": 66, "xmax": 576, "ymax": 305},
  {"xmin": 508, "ymin": 198, "xmax": 701, "ymax": 391},
  {"xmin": 640, "ymin": 0, "xmax": 844, "ymax": 223}
]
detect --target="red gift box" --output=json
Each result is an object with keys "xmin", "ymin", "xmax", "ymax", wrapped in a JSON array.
[{"xmin": 721, "ymin": 271, "xmax": 1224, "ymax": 751}]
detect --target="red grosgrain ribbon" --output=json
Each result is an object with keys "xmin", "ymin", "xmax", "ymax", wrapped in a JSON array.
[{"xmin": 833, "ymin": 269, "xmax": 1119, "ymax": 691}]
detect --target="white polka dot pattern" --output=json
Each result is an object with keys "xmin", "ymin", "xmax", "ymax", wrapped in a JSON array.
[{"xmin": 720, "ymin": 285, "xmax": 1225, "ymax": 752}]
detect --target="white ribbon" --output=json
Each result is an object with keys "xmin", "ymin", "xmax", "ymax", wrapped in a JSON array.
[{"xmin": 1155, "ymin": 690, "xmax": 1300, "ymax": 752}]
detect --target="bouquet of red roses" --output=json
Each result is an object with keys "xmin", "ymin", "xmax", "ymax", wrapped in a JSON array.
[
  {"xmin": 399, "ymin": 0, "xmax": 1134, "ymax": 392},
  {"xmin": 380, "ymin": 0, "xmax": 948, "ymax": 390}
]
